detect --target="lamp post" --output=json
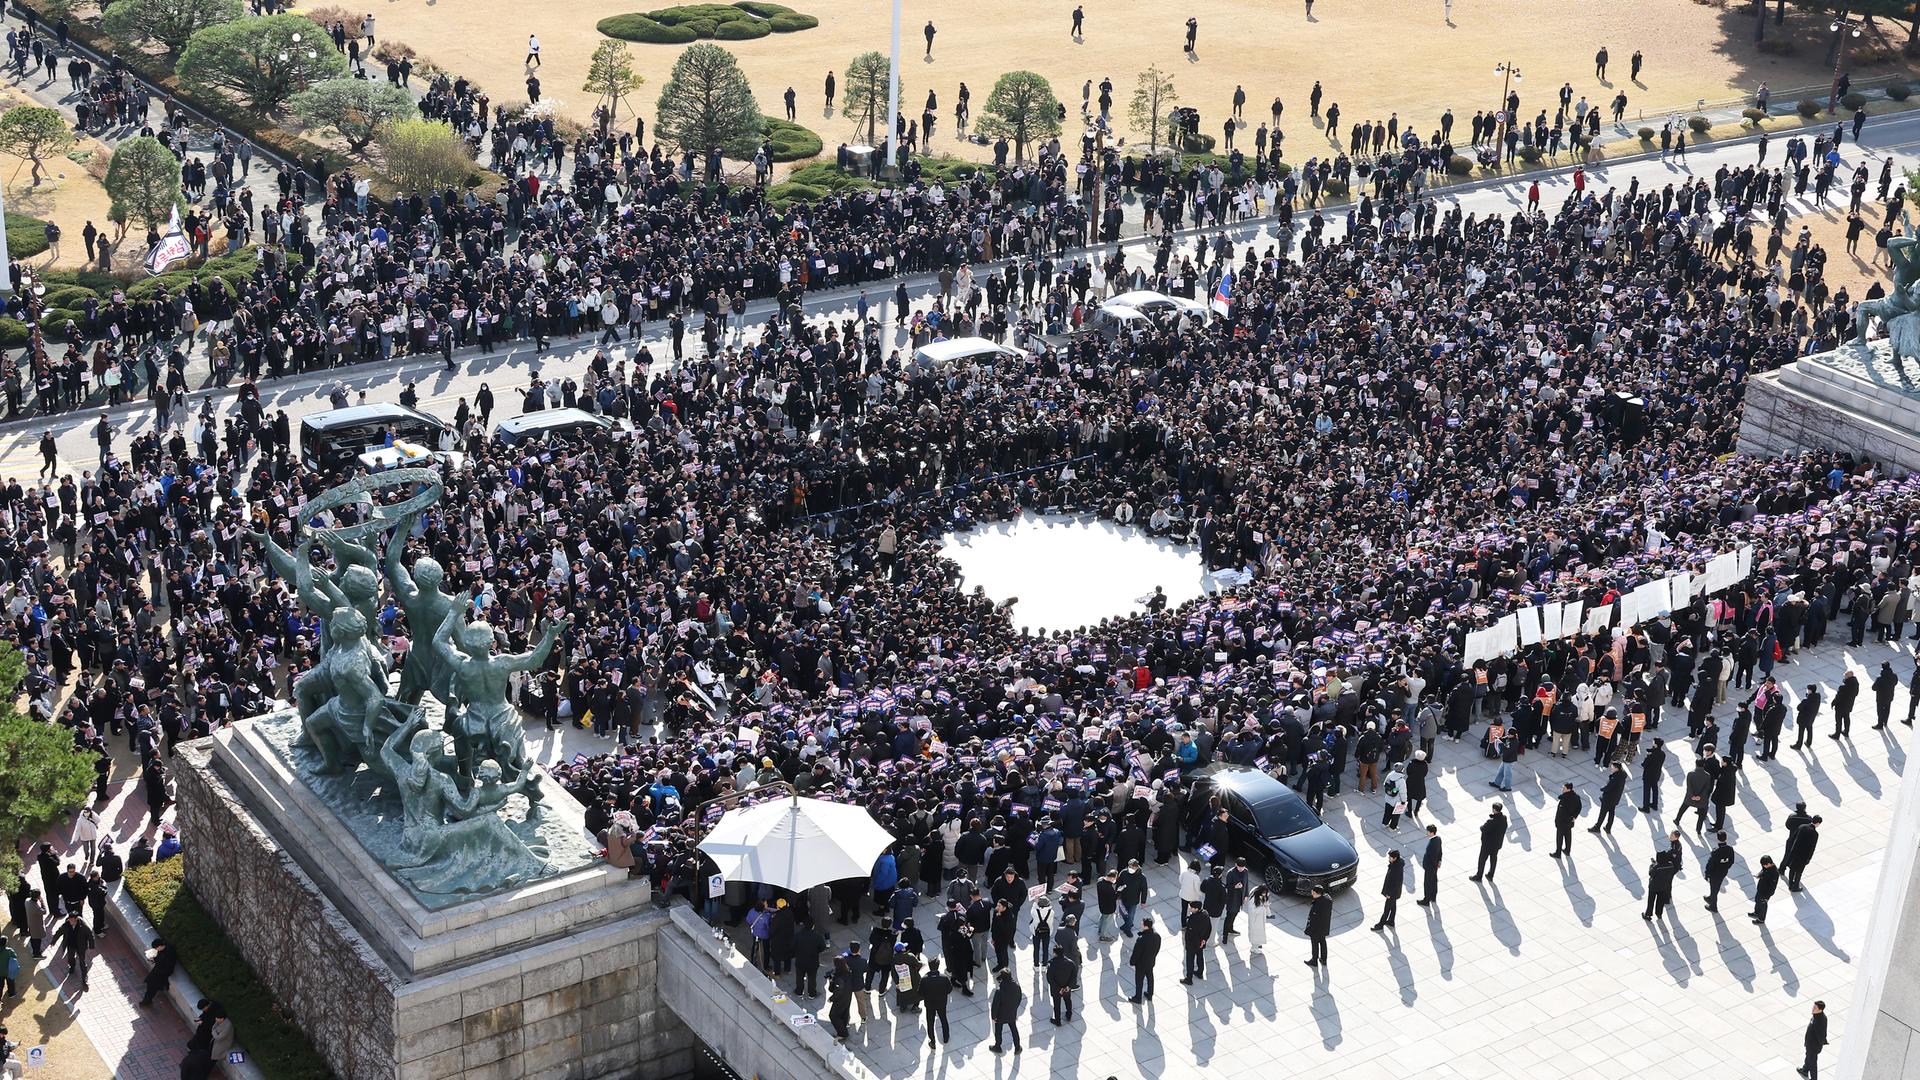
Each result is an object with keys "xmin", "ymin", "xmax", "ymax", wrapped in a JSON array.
[
  {"xmin": 1493, "ymin": 62, "xmax": 1522, "ymax": 147},
  {"xmin": 1828, "ymin": 11, "xmax": 1862, "ymax": 114},
  {"xmin": 885, "ymin": 0, "xmax": 901, "ymax": 178}
]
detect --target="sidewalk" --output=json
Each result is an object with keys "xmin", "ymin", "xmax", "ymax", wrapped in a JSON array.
[{"xmin": 8, "ymin": 775, "xmax": 198, "ymax": 1080}]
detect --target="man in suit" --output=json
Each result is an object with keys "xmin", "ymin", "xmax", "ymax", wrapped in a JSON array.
[
  {"xmin": 1550, "ymin": 782, "xmax": 1581, "ymax": 858},
  {"xmin": 1643, "ymin": 848, "xmax": 1680, "ymax": 920},
  {"xmin": 1221, "ymin": 858, "xmax": 1250, "ymax": 937},
  {"xmin": 1750, "ymin": 855, "xmax": 1782, "ymax": 924},
  {"xmin": 1045, "ymin": 951, "xmax": 1078, "ymax": 1025},
  {"xmin": 1589, "ymin": 763, "xmax": 1628, "ymax": 833},
  {"xmin": 920, "ymin": 959, "xmax": 952, "ymax": 1049},
  {"xmin": 1639, "ymin": 738, "xmax": 1667, "ymax": 812},
  {"xmin": 1180, "ymin": 902, "xmax": 1210, "ymax": 984},
  {"xmin": 1798, "ymin": 1001, "xmax": 1828, "ymax": 1078},
  {"xmin": 1417, "ymin": 825, "xmax": 1442, "ymax": 905},
  {"xmin": 1126, "ymin": 917, "xmax": 1161, "ymax": 1003},
  {"xmin": 1784, "ymin": 816, "xmax": 1822, "ymax": 891},
  {"xmin": 1371, "ymin": 850, "xmax": 1404, "ymax": 932},
  {"xmin": 1304, "ymin": 885, "xmax": 1332, "ymax": 967},
  {"xmin": 1469, "ymin": 804, "xmax": 1507, "ymax": 882},
  {"xmin": 1793, "ymin": 684, "xmax": 1822, "ymax": 750},
  {"xmin": 987, "ymin": 968, "xmax": 1023, "ymax": 1054},
  {"xmin": 791, "ymin": 919, "xmax": 825, "ymax": 997},
  {"xmin": 1703, "ymin": 831, "xmax": 1737, "ymax": 913}
]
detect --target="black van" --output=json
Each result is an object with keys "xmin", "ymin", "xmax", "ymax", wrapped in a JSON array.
[{"xmin": 299, "ymin": 403, "xmax": 451, "ymax": 473}]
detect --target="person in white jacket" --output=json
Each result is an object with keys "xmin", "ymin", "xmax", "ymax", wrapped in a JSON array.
[
  {"xmin": 1178, "ymin": 860, "xmax": 1203, "ymax": 929},
  {"xmin": 1245, "ymin": 885, "xmax": 1270, "ymax": 950}
]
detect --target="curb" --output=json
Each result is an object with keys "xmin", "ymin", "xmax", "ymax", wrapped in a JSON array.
[{"xmin": 105, "ymin": 875, "xmax": 268, "ymax": 1080}]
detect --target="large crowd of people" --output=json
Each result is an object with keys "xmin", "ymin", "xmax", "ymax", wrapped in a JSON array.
[{"xmin": 0, "ymin": 34, "xmax": 1910, "ymax": 1070}]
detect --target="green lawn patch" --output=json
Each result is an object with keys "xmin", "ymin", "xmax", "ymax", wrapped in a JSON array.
[{"xmin": 125, "ymin": 859, "xmax": 332, "ymax": 1080}]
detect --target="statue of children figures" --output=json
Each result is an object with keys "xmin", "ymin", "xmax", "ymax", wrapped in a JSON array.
[
  {"xmin": 385, "ymin": 510, "xmax": 467, "ymax": 705},
  {"xmin": 300, "ymin": 608, "xmax": 386, "ymax": 773},
  {"xmin": 432, "ymin": 610, "xmax": 568, "ymax": 814},
  {"xmin": 251, "ymin": 528, "xmax": 388, "ymax": 703}
]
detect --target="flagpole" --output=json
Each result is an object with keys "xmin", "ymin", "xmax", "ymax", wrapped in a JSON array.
[
  {"xmin": 885, "ymin": 0, "xmax": 901, "ymax": 178},
  {"xmin": 0, "ymin": 182, "xmax": 12, "ymax": 296}
]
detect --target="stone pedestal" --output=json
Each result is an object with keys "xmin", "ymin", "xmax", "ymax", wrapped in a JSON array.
[
  {"xmin": 173, "ymin": 717, "xmax": 697, "ymax": 1080},
  {"xmin": 1739, "ymin": 343, "xmax": 1920, "ymax": 473}
]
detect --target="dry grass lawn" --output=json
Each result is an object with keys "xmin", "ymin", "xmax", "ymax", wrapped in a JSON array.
[
  {"xmin": 362, "ymin": 0, "xmax": 1918, "ymax": 166},
  {"xmin": 0, "ymin": 87, "xmax": 118, "ymax": 270}
]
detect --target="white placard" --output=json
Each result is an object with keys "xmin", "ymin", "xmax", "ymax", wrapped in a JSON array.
[
  {"xmin": 1515, "ymin": 606, "xmax": 1543, "ymax": 647},
  {"xmin": 1557, "ymin": 601, "xmax": 1583, "ymax": 639},
  {"xmin": 1667, "ymin": 572, "xmax": 1691, "ymax": 614}
]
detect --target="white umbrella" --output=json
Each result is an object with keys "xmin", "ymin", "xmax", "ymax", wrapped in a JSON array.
[{"xmin": 698, "ymin": 795, "xmax": 896, "ymax": 893}]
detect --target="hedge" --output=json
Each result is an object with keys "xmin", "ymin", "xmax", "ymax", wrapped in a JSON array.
[
  {"xmin": 5, "ymin": 211, "xmax": 50, "ymax": 259},
  {"xmin": 1890, "ymin": 83, "xmax": 1913, "ymax": 101},
  {"xmin": 1741, "ymin": 107, "xmax": 1767, "ymax": 124},
  {"xmin": 1796, "ymin": 98, "xmax": 1823, "ymax": 118},
  {"xmin": 1445, "ymin": 154, "xmax": 1474, "ymax": 175},
  {"xmin": 1686, "ymin": 114, "xmax": 1711, "ymax": 133},
  {"xmin": 600, "ymin": 2, "xmax": 816, "ymax": 42},
  {"xmin": 1637, "ymin": 126, "xmax": 1656, "ymax": 140},
  {"xmin": 126, "ymin": 859, "xmax": 332, "ymax": 1080},
  {"xmin": 713, "ymin": 18, "xmax": 769, "ymax": 39},
  {"xmin": 761, "ymin": 117, "xmax": 821, "ymax": 161},
  {"xmin": 1842, "ymin": 91, "xmax": 1868, "ymax": 111},
  {"xmin": 766, "ymin": 180, "xmax": 828, "ymax": 208},
  {"xmin": 596, "ymin": 14, "xmax": 698, "ymax": 42}
]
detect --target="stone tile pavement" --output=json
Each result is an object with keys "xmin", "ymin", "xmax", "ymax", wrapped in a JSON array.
[
  {"xmin": 788, "ymin": 634, "xmax": 1915, "ymax": 1080},
  {"xmin": 8, "ymin": 774, "xmax": 199, "ymax": 1080}
]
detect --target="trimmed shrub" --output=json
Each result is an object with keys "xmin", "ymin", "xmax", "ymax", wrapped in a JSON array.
[
  {"xmin": 713, "ymin": 17, "xmax": 769, "ymax": 38},
  {"xmin": 1180, "ymin": 132, "xmax": 1215, "ymax": 153},
  {"xmin": 598, "ymin": 13, "xmax": 698, "ymax": 42},
  {"xmin": 128, "ymin": 860, "xmax": 332, "ymax": 1080},
  {"xmin": 1686, "ymin": 114, "xmax": 1711, "ymax": 134},
  {"xmin": 766, "ymin": 180, "xmax": 827, "ymax": 207},
  {"xmin": 1321, "ymin": 177, "xmax": 1350, "ymax": 197},
  {"xmin": 760, "ymin": 117, "xmax": 822, "ymax": 161},
  {"xmin": 1842, "ymin": 91, "xmax": 1868, "ymax": 111},
  {"xmin": 786, "ymin": 160, "xmax": 874, "ymax": 191},
  {"xmin": 767, "ymin": 11, "xmax": 818, "ymax": 31},
  {"xmin": 732, "ymin": 0, "xmax": 792, "ymax": 14},
  {"xmin": 1888, "ymin": 83, "xmax": 1913, "ymax": 101},
  {"xmin": 1741, "ymin": 107, "xmax": 1767, "ymax": 125},
  {"xmin": 40, "ymin": 284, "xmax": 96, "ymax": 309},
  {"xmin": 1796, "ymin": 98, "xmax": 1823, "ymax": 118},
  {"xmin": 0, "ymin": 319, "xmax": 28, "ymax": 349},
  {"xmin": 1445, "ymin": 154, "xmax": 1474, "ymax": 175},
  {"xmin": 5, "ymin": 211, "xmax": 50, "ymax": 259},
  {"xmin": 1637, "ymin": 126, "xmax": 1656, "ymax": 140},
  {"xmin": 1516, "ymin": 146, "xmax": 1543, "ymax": 163}
]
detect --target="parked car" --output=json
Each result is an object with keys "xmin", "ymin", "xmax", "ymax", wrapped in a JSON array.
[
  {"xmin": 1105, "ymin": 289, "xmax": 1212, "ymax": 325},
  {"xmin": 910, "ymin": 336, "xmax": 1026, "ymax": 370},
  {"xmin": 1186, "ymin": 764, "xmax": 1360, "ymax": 895},
  {"xmin": 299, "ymin": 403, "xmax": 452, "ymax": 474},
  {"xmin": 493, "ymin": 407, "xmax": 635, "ymax": 448}
]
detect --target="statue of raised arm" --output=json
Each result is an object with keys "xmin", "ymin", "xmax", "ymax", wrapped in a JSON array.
[
  {"xmin": 386, "ymin": 513, "xmax": 465, "ymax": 704},
  {"xmin": 434, "ymin": 611, "xmax": 566, "ymax": 809}
]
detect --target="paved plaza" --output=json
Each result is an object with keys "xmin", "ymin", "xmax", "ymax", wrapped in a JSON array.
[{"xmin": 754, "ymin": 631, "xmax": 1909, "ymax": 1080}]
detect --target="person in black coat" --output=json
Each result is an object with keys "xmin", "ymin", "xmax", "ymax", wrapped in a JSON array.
[
  {"xmin": 1417, "ymin": 825, "xmax": 1442, "ymax": 905},
  {"xmin": 1639, "ymin": 738, "xmax": 1667, "ymax": 812},
  {"xmin": 1784, "ymin": 817, "xmax": 1822, "ymax": 891},
  {"xmin": 989, "ymin": 900, "xmax": 1016, "ymax": 971},
  {"xmin": 1711, "ymin": 758, "xmax": 1739, "ymax": 831},
  {"xmin": 1200, "ymin": 866, "xmax": 1227, "ymax": 919},
  {"xmin": 1800, "ymin": 1001, "xmax": 1828, "ymax": 1078},
  {"xmin": 921, "ymin": 958, "xmax": 953, "ymax": 1048},
  {"xmin": 1127, "ymin": 918, "xmax": 1161, "ymax": 1002},
  {"xmin": 1793, "ymin": 685, "xmax": 1822, "ymax": 750},
  {"xmin": 791, "ymin": 920, "xmax": 825, "ymax": 998},
  {"xmin": 1180, "ymin": 903, "xmax": 1210, "ymax": 983},
  {"xmin": 1590, "ymin": 763, "xmax": 1628, "ymax": 833},
  {"xmin": 139, "ymin": 938, "xmax": 177, "ymax": 1006},
  {"xmin": 1674, "ymin": 761, "xmax": 1712, "ymax": 834},
  {"xmin": 1703, "ymin": 831, "xmax": 1737, "ymax": 912},
  {"xmin": 1303, "ymin": 886, "xmax": 1332, "ymax": 966},
  {"xmin": 1469, "ymin": 805, "xmax": 1506, "ymax": 882},
  {"xmin": 1046, "ymin": 950, "xmax": 1078, "ymax": 1024},
  {"xmin": 1152, "ymin": 784, "xmax": 1183, "ymax": 863},
  {"xmin": 1404, "ymin": 751, "xmax": 1430, "ymax": 821},
  {"xmin": 1370, "ymin": 851, "xmax": 1404, "ymax": 932},
  {"xmin": 1758, "ymin": 694, "xmax": 1787, "ymax": 760},
  {"xmin": 1204, "ymin": 808, "xmax": 1233, "ymax": 867},
  {"xmin": 1643, "ymin": 849, "xmax": 1680, "ymax": 920},
  {"xmin": 988, "ymin": 969, "xmax": 1023, "ymax": 1054},
  {"xmin": 1832, "ymin": 671, "xmax": 1859, "ymax": 737},
  {"xmin": 1750, "ymin": 855, "xmax": 1782, "ymax": 924},
  {"xmin": 1874, "ymin": 661, "xmax": 1900, "ymax": 729},
  {"xmin": 1550, "ymin": 783, "xmax": 1581, "ymax": 858},
  {"xmin": 827, "ymin": 957, "xmax": 855, "ymax": 1041}
]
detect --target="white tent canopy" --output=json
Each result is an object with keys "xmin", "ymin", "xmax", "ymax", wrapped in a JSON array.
[{"xmin": 697, "ymin": 795, "xmax": 895, "ymax": 893}]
